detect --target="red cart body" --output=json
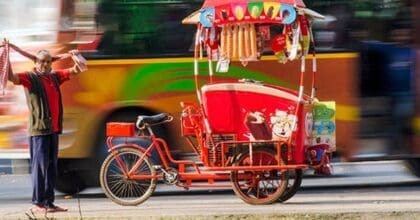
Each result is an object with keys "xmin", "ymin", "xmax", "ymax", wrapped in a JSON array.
[{"xmin": 202, "ymin": 82, "xmax": 313, "ymax": 164}]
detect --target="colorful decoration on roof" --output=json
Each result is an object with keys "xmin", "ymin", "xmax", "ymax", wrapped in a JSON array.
[
  {"xmin": 199, "ymin": 2, "xmax": 299, "ymax": 27},
  {"xmin": 183, "ymin": 0, "xmax": 324, "ymax": 67}
]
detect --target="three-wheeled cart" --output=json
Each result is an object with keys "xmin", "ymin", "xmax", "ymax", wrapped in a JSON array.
[{"xmin": 100, "ymin": 0, "xmax": 336, "ymax": 205}]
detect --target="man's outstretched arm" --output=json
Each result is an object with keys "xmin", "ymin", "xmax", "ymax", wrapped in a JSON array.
[
  {"xmin": 7, "ymin": 41, "xmax": 69, "ymax": 62},
  {"xmin": 8, "ymin": 43, "xmax": 37, "ymax": 62},
  {"xmin": 7, "ymin": 61, "xmax": 19, "ymax": 84}
]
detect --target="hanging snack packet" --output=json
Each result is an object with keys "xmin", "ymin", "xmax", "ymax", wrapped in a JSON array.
[
  {"xmin": 271, "ymin": 34, "xmax": 287, "ymax": 63},
  {"xmin": 71, "ymin": 52, "xmax": 88, "ymax": 72}
]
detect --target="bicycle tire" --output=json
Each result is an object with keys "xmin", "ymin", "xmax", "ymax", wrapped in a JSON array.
[
  {"xmin": 100, "ymin": 147, "xmax": 157, "ymax": 206},
  {"xmin": 230, "ymin": 147, "xmax": 288, "ymax": 205},
  {"xmin": 278, "ymin": 169, "xmax": 303, "ymax": 202}
]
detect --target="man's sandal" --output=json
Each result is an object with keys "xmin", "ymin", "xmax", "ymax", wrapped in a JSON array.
[
  {"xmin": 29, "ymin": 205, "xmax": 46, "ymax": 214},
  {"xmin": 46, "ymin": 205, "xmax": 68, "ymax": 213}
]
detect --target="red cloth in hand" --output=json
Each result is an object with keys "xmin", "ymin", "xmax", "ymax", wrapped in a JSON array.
[{"xmin": 0, "ymin": 43, "xmax": 10, "ymax": 95}]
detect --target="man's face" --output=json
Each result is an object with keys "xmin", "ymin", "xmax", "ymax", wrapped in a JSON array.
[{"xmin": 35, "ymin": 53, "xmax": 52, "ymax": 74}]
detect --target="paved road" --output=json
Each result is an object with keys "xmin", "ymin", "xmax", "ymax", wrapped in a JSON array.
[{"xmin": 0, "ymin": 161, "xmax": 420, "ymax": 219}]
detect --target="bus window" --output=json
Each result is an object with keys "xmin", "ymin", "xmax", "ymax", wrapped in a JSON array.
[
  {"xmin": 94, "ymin": 0, "xmax": 201, "ymax": 57},
  {"xmin": 307, "ymin": 0, "xmax": 413, "ymax": 51}
]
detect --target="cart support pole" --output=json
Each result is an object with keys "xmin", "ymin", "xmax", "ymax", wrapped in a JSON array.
[
  {"xmin": 311, "ymin": 54, "xmax": 316, "ymax": 100},
  {"xmin": 309, "ymin": 27, "xmax": 317, "ymax": 100},
  {"xmin": 288, "ymin": 54, "xmax": 306, "ymax": 149},
  {"xmin": 208, "ymin": 58, "xmax": 214, "ymax": 83},
  {"xmin": 194, "ymin": 24, "xmax": 202, "ymax": 104},
  {"xmin": 194, "ymin": 24, "xmax": 213, "ymax": 135},
  {"xmin": 205, "ymin": 28, "xmax": 214, "ymax": 83}
]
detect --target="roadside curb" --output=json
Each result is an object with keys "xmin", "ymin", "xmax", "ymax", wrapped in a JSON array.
[
  {"xmin": 0, "ymin": 159, "xmax": 29, "ymax": 174},
  {"xmin": 2, "ymin": 210, "xmax": 420, "ymax": 220}
]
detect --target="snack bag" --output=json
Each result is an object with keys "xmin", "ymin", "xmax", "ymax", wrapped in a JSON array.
[{"xmin": 71, "ymin": 53, "xmax": 88, "ymax": 72}]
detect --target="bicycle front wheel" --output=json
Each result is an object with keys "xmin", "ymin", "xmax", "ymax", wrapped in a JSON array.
[{"xmin": 100, "ymin": 147, "xmax": 157, "ymax": 206}]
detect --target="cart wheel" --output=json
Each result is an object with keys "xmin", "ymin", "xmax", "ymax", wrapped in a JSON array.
[
  {"xmin": 278, "ymin": 169, "xmax": 303, "ymax": 202},
  {"xmin": 100, "ymin": 147, "xmax": 157, "ymax": 206},
  {"xmin": 230, "ymin": 148, "xmax": 288, "ymax": 205}
]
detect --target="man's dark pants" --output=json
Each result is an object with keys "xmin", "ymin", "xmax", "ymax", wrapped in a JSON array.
[{"xmin": 29, "ymin": 133, "xmax": 58, "ymax": 207}]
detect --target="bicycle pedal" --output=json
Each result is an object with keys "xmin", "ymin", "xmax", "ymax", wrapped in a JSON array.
[{"xmin": 153, "ymin": 165, "xmax": 162, "ymax": 170}]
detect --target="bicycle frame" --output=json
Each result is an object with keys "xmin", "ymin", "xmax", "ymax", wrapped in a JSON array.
[{"xmin": 106, "ymin": 123, "xmax": 305, "ymax": 188}]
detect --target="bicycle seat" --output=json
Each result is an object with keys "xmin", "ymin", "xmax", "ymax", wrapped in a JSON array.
[{"xmin": 136, "ymin": 113, "xmax": 171, "ymax": 128}]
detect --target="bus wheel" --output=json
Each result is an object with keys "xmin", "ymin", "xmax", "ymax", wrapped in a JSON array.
[
  {"xmin": 97, "ymin": 108, "xmax": 164, "ymax": 168},
  {"xmin": 56, "ymin": 161, "xmax": 87, "ymax": 195},
  {"xmin": 406, "ymin": 158, "xmax": 420, "ymax": 177}
]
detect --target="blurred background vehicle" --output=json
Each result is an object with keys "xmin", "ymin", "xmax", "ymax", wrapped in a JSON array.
[{"xmin": 0, "ymin": 0, "xmax": 419, "ymax": 194}]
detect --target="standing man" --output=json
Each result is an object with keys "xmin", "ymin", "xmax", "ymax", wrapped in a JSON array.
[{"xmin": 6, "ymin": 42, "xmax": 87, "ymax": 213}]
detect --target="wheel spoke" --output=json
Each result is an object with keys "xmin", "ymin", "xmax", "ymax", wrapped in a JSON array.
[
  {"xmin": 230, "ymin": 148, "xmax": 288, "ymax": 205},
  {"xmin": 100, "ymin": 148, "xmax": 157, "ymax": 206}
]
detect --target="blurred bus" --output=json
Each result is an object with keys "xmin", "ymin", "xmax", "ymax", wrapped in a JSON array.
[{"xmin": 0, "ymin": 0, "xmax": 419, "ymax": 194}]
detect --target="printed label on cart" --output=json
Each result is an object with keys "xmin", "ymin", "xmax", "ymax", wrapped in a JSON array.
[{"xmin": 312, "ymin": 101, "xmax": 336, "ymax": 152}]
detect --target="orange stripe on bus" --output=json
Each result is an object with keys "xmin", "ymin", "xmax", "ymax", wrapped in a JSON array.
[
  {"xmin": 414, "ymin": 117, "xmax": 420, "ymax": 133},
  {"xmin": 336, "ymin": 104, "xmax": 359, "ymax": 122},
  {"xmin": 262, "ymin": 53, "xmax": 359, "ymax": 60},
  {"xmin": 87, "ymin": 53, "xmax": 359, "ymax": 65}
]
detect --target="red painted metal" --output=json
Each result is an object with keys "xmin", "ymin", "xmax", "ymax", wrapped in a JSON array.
[{"xmin": 106, "ymin": 122, "xmax": 135, "ymax": 137}]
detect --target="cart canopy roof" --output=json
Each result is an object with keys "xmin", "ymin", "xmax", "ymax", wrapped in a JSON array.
[
  {"xmin": 202, "ymin": 0, "xmax": 306, "ymax": 8},
  {"xmin": 183, "ymin": 0, "xmax": 323, "ymax": 26}
]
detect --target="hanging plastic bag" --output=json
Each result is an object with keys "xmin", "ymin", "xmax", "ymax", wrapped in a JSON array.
[{"xmin": 71, "ymin": 51, "xmax": 88, "ymax": 72}]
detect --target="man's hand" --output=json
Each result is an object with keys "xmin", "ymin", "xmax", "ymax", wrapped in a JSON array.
[{"xmin": 69, "ymin": 49, "xmax": 87, "ymax": 77}]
